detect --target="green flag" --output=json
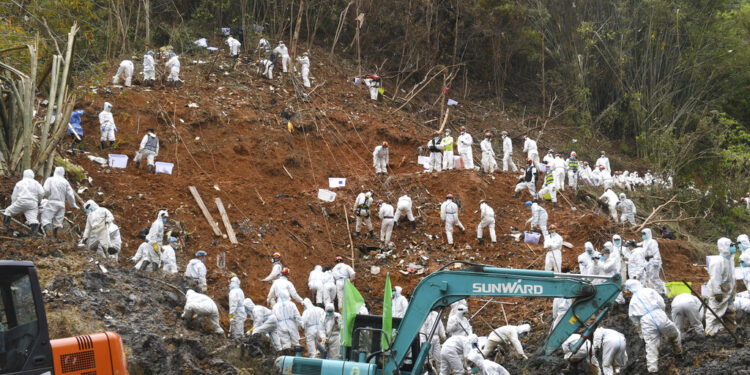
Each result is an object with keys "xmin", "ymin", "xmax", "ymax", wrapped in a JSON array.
[
  {"xmin": 342, "ymin": 279, "xmax": 365, "ymax": 346},
  {"xmin": 381, "ymin": 273, "xmax": 393, "ymax": 350}
]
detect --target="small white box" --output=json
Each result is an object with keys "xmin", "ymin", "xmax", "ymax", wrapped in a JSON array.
[
  {"xmin": 329, "ymin": 178, "xmax": 346, "ymax": 188},
  {"xmin": 154, "ymin": 162, "xmax": 174, "ymax": 175},
  {"xmin": 318, "ymin": 189, "xmax": 336, "ymax": 202},
  {"xmin": 108, "ymin": 154, "xmax": 128, "ymax": 169},
  {"xmin": 418, "ymin": 156, "xmax": 430, "ymax": 169}
]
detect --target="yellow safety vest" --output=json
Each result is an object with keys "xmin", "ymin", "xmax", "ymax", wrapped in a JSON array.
[{"xmin": 443, "ymin": 136, "xmax": 454, "ymax": 151}]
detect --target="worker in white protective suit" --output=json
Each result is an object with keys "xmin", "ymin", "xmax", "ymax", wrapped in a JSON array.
[
  {"xmin": 671, "ymin": 293, "xmax": 704, "ymax": 336},
  {"xmin": 577, "ymin": 242, "xmax": 597, "ymax": 276},
  {"xmin": 479, "ymin": 132, "xmax": 498, "ymax": 174},
  {"xmin": 626, "ymin": 240, "xmax": 647, "ymax": 282},
  {"xmin": 734, "ymin": 297, "xmax": 750, "ymax": 324},
  {"xmin": 419, "ymin": 310, "xmax": 446, "ymax": 371},
  {"xmin": 705, "ymin": 237, "xmax": 737, "ymax": 336},
  {"xmin": 514, "ymin": 159, "xmax": 538, "ymax": 199},
  {"xmin": 3, "ymin": 169, "xmax": 44, "ymax": 236},
  {"xmin": 446, "ymin": 304, "xmax": 472, "ymax": 337},
  {"xmin": 391, "ymin": 286, "xmax": 409, "ymax": 318},
  {"xmin": 261, "ymin": 252, "xmax": 284, "ymax": 282},
  {"xmin": 377, "ymin": 200, "xmax": 395, "ymax": 246},
  {"xmin": 272, "ymin": 41, "xmax": 291, "ymax": 73},
  {"xmin": 296, "ymin": 52, "xmax": 311, "ymax": 88},
  {"xmin": 525, "ymin": 201, "xmax": 548, "ymax": 238},
  {"xmin": 440, "ymin": 194, "xmax": 465, "ymax": 246},
  {"xmin": 592, "ymin": 327, "xmax": 628, "ymax": 375},
  {"xmin": 598, "ymin": 166, "xmax": 614, "ymax": 189},
  {"xmin": 321, "ymin": 267, "xmax": 337, "ymax": 308},
  {"xmin": 185, "ymin": 250, "xmax": 208, "ymax": 292},
  {"xmin": 457, "ymin": 127, "xmax": 474, "ymax": 169},
  {"xmin": 301, "ymin": 298, "xmax": 325, "ymax": 357},
  {"xmin": 477, "ymin": 200, "xmax": 496, "ymax": 245},
  {"xmin": 595, "ymin": 151, "xmax": 611, "ymax": 172},
  {"xmin": 228, "ymin": 277, "xmax": 247, "ymax": 338},
  {"xmin": 362, "ymin": 74, "xmax": 381, "ymax": 100},
  {"xmin": 165, "ymin": 53, "xmax": 181, "ymax": 87},
  {"xmin": 552, "ymin": 298, "xmax": 572, "ymax": 328},
  {"xmin": 273, "ymin": 290, "xmax": 302, "ymax": 349},
  {"xmin": 257, "ymin": 58, "xmax": 274, "ymax": 79},
  {"xmin": 543, "ymin": 150, "xmax": 555, "ymax": 168},
  {"xmin": 428, "ymin": 131, "xmax": 444, "ymax": 173},
  {"xmin": 332, "ymin": 256, "xmax": 355, "ymax": 310},
  {"xmin": 561, "ymin": 333, "xmax": 596, "ymax": 373},
  {"xmin": 225, "ymin": 36, "xmax": 241, "ymax": 57},
  {"xmin": 160, "ymin": 236, "xmax": 179, "ymax": 274},
  {"xmin": 256, "ymin": 36, "xmax": 271, "ymax": 55},
  {"xmin": 543, "ymin": 224, "xmax": 563, "ymax": 273},
  {"xmin": 112, "ymin": 60, "xmax": 134, "ymax": 87},
  {"xmin": 81, "ymin": 200, "xmax": 121, "ymax": 257},
  {"xmin": 617, "ymin": 193, "xmax": 637, "ymax": 226},
  {"xmin": 132, "ymin": 210, "xmax": 168, "ymax": 271},
  {"xmin": 612, "ymin": 235, "xmax": 627, "ymax": 282},
  {"xmin": 442, "ymin": 129, "xmax": 455, "ymax": 170},
  {"xmin": 373, "ymin": 142, "xmax": 389, "ymax": 175},
  {"xmin": 740, "ymin": 234, "xmax": 750, "ymax": 291},
  {"xmin": 353, "ymin": 191, "xmax": 375, "ymax": 238},
  {"xmin": 134, "ymin": 128, "xmax": 159, "ymax": 173},
  {"xmin": 182, "ymin": 289, "xmax": 224, "ymax": 334},
  {"xmin": 552, "ymin": 153, "xmax": 566, "ymax": 191},
  {"xmin": 738, "ymin": 233, "xmax": 750, "ymax": 256},
  {"xmin": 98, "ymin": 102, "xmax": 117, "ymax": 149},
  {"xmin": 308, "ymin": 265, "xmax": 326, "ymax": 306},
  {"xmin": 394, "ymin": 195, "xmax": 416, "ymax": 229},
  {"xmin": 641, "ymin": 228, "xmax": 666, "ymax": 295},
  {"xmin": 598, "ymin": 188, "xmax": 619, "ymax": 223},
  {"xmin": 41, "ymin": 167, "xmax": 78, "ymax": 238},
  {"xmin": 499, "ymin": 131, "xmax": 516, "ymax": 172},
  {"xmin": 246, "ymin": 298, "xmax": 282, "ymax": 350},
  {"xmin": 565, "ymin": 151, "xmax": 579, "ymax": 189},
  {"xmin": 322, "ymin": 303, "xmax": 342, "ymax": 358},
  {"xmin": 268, "ymin": 268, "xmax": 304, "ymax": 305},
  {"xmin": 467, "ymin": 351, "xmax": 510, "ymax": 375},
  {"xmin": 482, "ymin": 324, "xmax": 530, "ymax": 360},
  {"xmin": 522, "ymin": 135, "xmax": 540, "ymax": 170},
  {"xmin": 537, "ymin": 162, "xmax": 557, "ymax": 208},
  {"xmin": 625, "ymin": 279, "xmax": 682, "ymax": 373},
  {"xmin": 440, "ymin": 334, "xmax": 480, "ymax": 375},
  {"xmin": 596, "ymin": 244, "xmax": 626, "ymax": 304},
  {"xmin": 142, "ymin": 51, "xmax": 156, "ymax": 87}
]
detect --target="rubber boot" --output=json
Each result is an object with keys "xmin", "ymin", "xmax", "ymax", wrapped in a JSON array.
[
  {"xmin": 53, "ymin": 228, "xmax": 59, "ymax": 239},
  {"xmin": 411, "ymin": 221, "xmax": 417, "ymax": 230},
  {"xmin": 100, "ymin": 141, "xmax": 107, "ymax": 150},
  {"xmin": 3, "ymin": 215, "xmax": 11, "ymax": 230},
  {"xmin": 29, "ymin": 223, "xmax": 39, "ymax": 237},
  {"xmin": 109, "ymin": 141, "xmax": 115, "ymax": 148},
  {"xmin": 553, "ymin": 202, "xmax": 557, "ymax": 209},
  {"xmin": 135, "ymin": 160, "xmax": 141, "ymax": 169},
  {"xmin": 478, "ymin": 238, "xmax": 484, "ymax": 245},
  {"xmin": 148, "ymin": 165, "xmax": 154, "ymax": 174},
  {"xmin": 43, "ymin": 224, "xmax": 52, "ymax": 237},
  {"xmin": 369, "ymin": 230, "xmax": 375, "ymax": 238}
]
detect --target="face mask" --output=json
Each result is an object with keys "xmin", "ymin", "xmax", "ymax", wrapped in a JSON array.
[
  {"xmin": 600, "ymin": 255, "xmax": 607, "ymax": 261},
  {"xmin": 642, "ymin": 234, "xmax": 648, "ymax": 240},
  {"xmin": 327, "ymin": 312, "xmax": 333, "ymax": 317},
  {"xmin": 742, "ymin": 261, "xmax": 747, "ymax": 267},
  {"xmin": 730, "ymin": 245, "xmax": 737, "ymax": 254},
  {"xmin": 614, "ymin": 240, "xmax": 621, "ymax": 245},
  {"xmin": 739, "ymin": 244, "xmax": 744, "ymax": 252},
  {"xmin": 162, "ymin": 218, "xmax": 167, "ymax": 223}
]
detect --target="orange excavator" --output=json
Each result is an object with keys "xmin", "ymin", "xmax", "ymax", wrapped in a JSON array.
[{"xmin": 0, "ymin": 260, "xmax": 128, "ymax": 374}]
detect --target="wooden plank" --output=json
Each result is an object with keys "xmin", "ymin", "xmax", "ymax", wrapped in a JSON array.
[
  {"xmin": 188, "ymin": 186, "xmax": 222, "ymax": 236},
  {"xmin": 215, "ymin": 198, "xmax": 238, "ymax": 244}
]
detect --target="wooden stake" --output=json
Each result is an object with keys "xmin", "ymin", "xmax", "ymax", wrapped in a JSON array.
[
  {"xmin": 343, "ymin": 204, "xmax": 354, "ymax": 269},
  {"xmin": 188, "ymin": 186, "xmax": 222, "ymax": 236},
  {"xmin": 255, "ymin": 188, "xmax": 266, "ymax": 205},
  {"xmin": 282, "ymin": 164, "xmax": 294, "ymax": 179},
  {"xmin": 215, "ymin": 198, "xmax": 238, "ymax": 244}
]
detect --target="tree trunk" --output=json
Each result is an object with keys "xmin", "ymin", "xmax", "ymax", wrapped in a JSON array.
[
  {"xmin": 144, "ymin": 0, "xmax": 150, "ymax": 46},
  {"xmin": 291, "ymin": 0, "xmax": 305, "ymax": 57}
]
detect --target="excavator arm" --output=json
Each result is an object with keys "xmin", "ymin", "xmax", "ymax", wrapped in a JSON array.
[{"xmin": 383, "ymin": 263, "xmax": 621, "ymax": 374}]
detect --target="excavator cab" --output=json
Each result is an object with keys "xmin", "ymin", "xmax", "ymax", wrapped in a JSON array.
[
  {"xmin": 0, "ymin": 260, "xmax": 128, "ymax": 375},
  {"xmin": 345, "ymin": 314, "xmax": 420, "ymax": 372}
]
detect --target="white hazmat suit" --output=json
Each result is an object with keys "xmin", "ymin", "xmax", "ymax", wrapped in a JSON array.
[
  {"xmin": 705, "ymin": 237, "xmax": 736, "ymax": 336},
  {"xmin": 165, "ymin": 54, "xmax": 181, "ymax": 84},
  {"xmin": 185, "ymin": 257, "xmax": 207, "ymax": 292},
  {"xmin": 301, "ymin": 298, "xmax": 325, "ymax": 357},
  {"xmin": 457, "ymin": 131, "xmax": 474, "ymax": 169},
  {"xmin": 522, "ymin": 137, "xmax": 540, "ymax": 170},
  {"xmin": 525, "ymin": 203, "xmax": 548, "ymax": 238},
  {"xmin": 543, "ymin": 230, "xmax": 563, "ymax": 273},
  {"xmin": 626, "ymin": 279, "xmax": 681, "ymax": 373},
  {"xmin": 477, "ymin": 201, "xmax": 496, "ymax": 243},
  {"xmin": 112, "ymin": 60, "xmax": 134, "ymax": 86},
  {"xmin": 142, "ymin": 53, "xmax": 155, "ymax": 81},
  {"xmin": 99, "ymin": 102, "xmax": 117, "ymax": 142},
  {"xmin": 332, "ymin": 261, "xmax": 356, "ymax": 310},
  {"xmin": 671, "ymin": 293, "xmax": 704, "ymax": 336},
  {"xmin": 4, "ymin": 169, "xmax": 44, "ymax": 227},
  {"xmin": 272, "ymin": 42, "xmax": 291, "ymax": 72},
  {"xmin": 308, "ymin": 265, "xmax": 326, "ymax": 305},
  {"xmin": 268, "ymin": 276, "xmax": 304, "ymax": 306},
  {"xmin": 501, "ymin": 135, "xmax": 516, "ymax": 172},
  {"xmin": 228, "ymin": 277, "xmax": 247, "ymax": 338},
  {"xmin": 439, "ymin": 334, "xmax": 479, "ymax": 375},
  {"xmin": 617, "ymin": 193, "xmax": 637, "ymax": 226},
  {"xmin": 641, "ymin": 228, "xmax": 666, "ymax": 295},
  {"xmin": 182, "ymin": 290, "xmax": 224, "ymax": 334},
  {"xmin": 273, "ymin": 290, "xmax": 302, "ymax": 349},
  {"xmin": 441, "ymin": 198, "xmax": 465, "ymax": 245},
  {"xmin": 391, "ymin": 286, "xmax": 409, "ymax": 318},
  {"xmin": 134, "ymin": 131, "xmax": 159, "ymax": 169},
  {"xmin": 41, "ymin": 167, "xmax": 77, "ymax": 232},
  {"xmin": 160, "ymin": 240, "xmax": 178, "ymax": 274},
  {"xmin": 428, "ymin": 135, "xmax": 444, "ymax": 173},
  {"xmin": 419, "ymin": 310, "xmax": 446, "ymax": 370},
  {"xmin": 296, "ymin": 54, "xmax": 311, "ymax": 87},
  {"xmin": 482, "ymin": 324, "xmax": 530, "ymax": 360},
  {"xmin": 481, "ymin": 137, "xmax": 497, "ymax": 173},
  {"xmin": 593, "ymin": 327, "xmax": 628, "ymax": 375},
  {"xmin": 599, "ymin": 189, "xmax": 619, "ymax": 223},
  {"xmin": 353, "ymin": 192, "xmax": 374, "ymax": 235},
  {"xmin": 378, "ymin": 202, "xmax": 395, "ymax": 245},
  {"xmin": 82, "ymin": 200, "xmax": 120, "ymax": 257},
  {"xmin": 446, "ymin": 305, "xmax": 472, "ymax": 337},
  {"xmin": 322, "ymin": 304, "xmax": 342, "ymax": 358},
  {"xmin": 247, "ymin": 299, "xmax": 282, "ymax": 350},
  {"xmin": 225, "ymin": 36, "xmax": 241, "ymax": 56},
  {"xmin": 372, "ymin": 144, "xmax": 389, "ymax": 174},
  {"xmin": 394, "ymin": 195, "xmax": 415, "ymax": 228}
]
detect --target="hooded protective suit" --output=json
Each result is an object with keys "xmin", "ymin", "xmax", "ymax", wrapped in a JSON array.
[
  {"xmin": 268, "ymin": 276, "xmax": 304, "ymax": 306},
  {"xmin": 440, "ymin": 334, "xmax": 479, "ymax": 375},
  {"xmin": 353, "ymin": 192, "xmax": 374, "ymax": 235},
  {"xmin": 561, "ymin": 333, "xmax": 596, "ymax": 371},
  {"xmin": 133, "ymin": 210, "xmax": 168, "ymax": 271},
  {"xmin": 41, "ymin": 167, "xmax": 78, "ymax": 231},
  {"xmin": 5, "ymin": 169, "xmax": 44, "ymax": 225},
  {"xmin": 296, "ymin": 54, "xmax": 311, "ymax": 87},
  {"xmin": 379, "ymin": 202, "xmax": 395, "ymax": 244},
  {"xmin": 261, "ymin": 259, "xmax": 283, "ymax": 282},
  {"xmin": 165, "ymin": 54, "xmax": 181, "ymax": 83},
  {"xmin": 734, "ymin": 297, "xmax": 750, "ymax": 323},
  {"xmin": 322, "ymin": 270, "xmax": 337, "ymax": 307},
  {"xmin": 705, "ymin": 237, "xmax": 736, "ymax": 335},
  {"xmin": 565, "ymin": 153, "xmax": 579, "ymax": 189},
  {"xmin": 394, "ymin": 195, "xmax": 415, "ymax": 226},
  {"xmin": 99, "ymin": 102, "xmax": 117, "ymax": 142},
  {"xmin": 671, "ymin": 293, "xmax": 704, "ymax": 336},
  {"xmin": 308, "ymin": 265, "xmax": 326, "ymax": 305},
  {"xmin": 543, "ymin": 230, "xmax": 563, "ymax": 273},
  {"xmin": 738, "ymin": 234, "xmax": 750, "ymax": 291},
  {"xmin": 391, "ymin": 286, "xmax": 409, "ymax": 318},
  {"xmin": 273, "ymin": 290, "xmax": 302, "ymax": 349},
  {"xmin": 419, "ymin": 310, "xmax": 446, "ymax": 370},
  {"xmin": 595, "ymin": 155, "xmax": 610, "ymax": 172},
  {"xmin": 160, "ymin": 239, "xmax": 178, "ymax": 274},
  {"xmin": 226, "ymin": 36, "xmax": 241, "ymax": 56},
  {"xmin": 272, "ymin": 42, "xmax": 291, "ymax": 72},
  {"xmin": 617, "ymin": 193, "xmax": 637, "ymax": 226},
  {"xmin": 372, "ymin": 145, "xmax": 389, "ymax": 174},
  {"xmin": 626, "ymin": 279, "xmax": 681, "ymax": 373},
  {"xmin": 599, "ymin": 189, "xmax": 619, "ymax": 222},
  {"xmin": 612, "ymin": 235, "xmax": 627, "ymax": 282},
  {"xmin": 480, "ymin": 137, "xmax": 497, "ymax": 173},
  {"xmin": 482, "ymin": 324, "xmax": 530, "ymax": 360},
  {"xmin": 258, "ymin": 59, "xmax": 274, "ymax": 79},
  {"xmin": 525, "ymin": 203, "xmax": 548, "ymax": 238},
  {"xmin": 578, "ymin": 242, "xmax": 597, "ymax": 276},
  {"xmin": 332, "ymin": 262, "xmax": 356, "ymax": 310},
  {"xmin": 82, "ymin": 200, "xmax": 120, "ymax": 256},
  {"xmin": 627, "ymin": 245, "xmax": 647, "ymax": 282},
  {"xmin": 441, "ymin": 198, "xmax": 465, "ymax": 245},
  {"xmin": 228, "ymin": 277, "xmax": 247, "ymax": 338},
  {"xmin": 592, "ymin": 328, "xmax": 628, "ymax": 375},
  {"xmin": 143, "ymin": 53, "xmax": 155, "ymax": 81},
  {"xmin": 477, "ymin": 202, "xmax": 496, "ymax": 243},
  {"xmin": 442, "ymin": 132, "xmax": 455, "ymax": 170},
  {"xmin": 537, "ymin": 167, "xmax": 557, "ymax": 203},
  {"xmin": 185, "ymin": 257, "xmax": 207, "ymax": 292},
  {"xmin": 301, "ymin": 298, "xmax": 325, "ymax": 357},
  {"xmin": 446, "ymin": 305, "xmax": 472, "ymax": 337},
  {"xmin": 428, "ymin": 134, "xmax": 444, "ymax": 173},
  {"xmin": 466, "ymin": 352, "xmax": 510, "ymax": 375},
  {"xmin": 641, "ymin": 228, "xmax": 666, "ymax": 295},
  {"xmin": 247, "ymin": 299, "xmax": 282, "ymax": 350},
  {"xmin": 457, "ymin": 131, "xmax": 474, "ymax": 169},
  {"xmin": 552, "ymin": 298, "xmax": 572, "ymax": 328},
  {"xmin": 501, "ymin": 135, "xmax": 517, "ymax": 172},
  {"xmin": 182, "ymin": 290, "xmax": 224, "ymax": 334},
  {"xmin": 522, "ymin": 137, "xmax": 540, "ymax": 170},
  {"xmin": 322, "ymin": 303, "xmax": 342, "ymax": 359},
  {"xmin": 113, "ymin": 60, "xmax": 134, "ymax": 86},
  {"xmin": 135, "ymin": 131, "xmax": 159, "ymax": 168}
]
